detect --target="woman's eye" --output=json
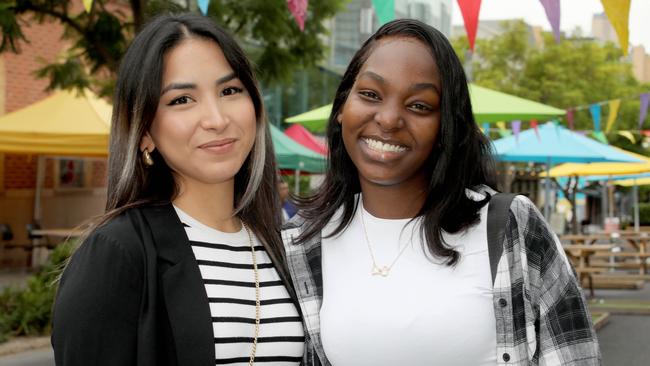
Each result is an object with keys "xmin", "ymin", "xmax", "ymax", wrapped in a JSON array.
[
  {"xmin": 168, "ymin": 96, "xmax": 192, "ymax": 106},
  {"xmin": 359, "ymin": 90, "xmax": 380, "ymax": 100},
  {"xmin": 221, "ymin": 86, "xmax": 243, "ymax": 96},
  {"xmin": 410, "ymin": 103, "xmax": 433, "ymax": 112}
]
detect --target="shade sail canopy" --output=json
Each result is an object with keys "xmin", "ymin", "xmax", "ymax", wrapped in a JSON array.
[
  {"xmin": 492, "ymin": 122, "xmax": 645, "ymax": 164},
  {"xmin": 0, "ymin": 90, "xmax": 112, "ymax": 156},
  {"xmin": 285, "ymin": 84, "xmax": 566, "ymax": 133},
  {"xmin": 283, "ymin": 124, "xmax": 327, "ymax": 155},
  {"xmin": 469, "ymin": 84, "xmax": 565, "ymax": 122},
  {"xmin": 545, "ymin": 148, "xmax": 650, "ymax": 177},
  {"xmin": 269, "ymin": 124, "xmax": 325, "ymax": 173},
  {"xmin": 284, "ymin": 104, "xmax": 332, "ymax": 133}
]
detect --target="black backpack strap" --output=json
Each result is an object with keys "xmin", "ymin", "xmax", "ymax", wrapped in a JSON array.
[{"xmin": 487, "ymin": 193, "xmax": 517, "ymax": 285}]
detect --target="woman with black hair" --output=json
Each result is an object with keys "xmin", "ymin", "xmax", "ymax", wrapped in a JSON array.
[
  {"xmin": 283, "ymin": 19, "xmax": 600, "ymax": 365},
  {"xmin": 52, "ymin": 14, "xmax": 303, "ymax": 365}
]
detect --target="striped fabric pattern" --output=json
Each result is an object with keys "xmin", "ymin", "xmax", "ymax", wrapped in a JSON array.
[{"xmin": 175, "ymin": 207, "xmax": 304, "ymax": 366}]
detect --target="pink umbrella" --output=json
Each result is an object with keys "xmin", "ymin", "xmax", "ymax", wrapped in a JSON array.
[{"xmin": 284, "ymin": 124, "xmax": 327, "ymax": 156}]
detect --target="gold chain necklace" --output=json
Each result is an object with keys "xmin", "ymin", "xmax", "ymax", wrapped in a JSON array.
[
  {"xmin": 242, "ymin": 222, "xmax": 260, "ymax": 366},
  {"xmin": 359, "ymin": 201, "xmax": 411, "ymax": 277}
]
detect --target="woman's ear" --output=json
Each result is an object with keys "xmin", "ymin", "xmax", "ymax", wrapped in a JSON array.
[
  {"xmin": 139, "ymin": 132, "xmax": 156, "ymax": 153},
  {"xmin": 337, "ymin": 113, "xmax": 342, "ymax": 124}
]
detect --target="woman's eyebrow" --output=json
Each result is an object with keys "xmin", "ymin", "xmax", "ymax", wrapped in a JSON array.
[
  {"xmin": 410, "ymin": 82, "xmax": 440, "ymax": 94},
  {"xmin": 358, "ymin": 71, "xmax": 384, "ymax": 83},
  {"xmin": 160, "ymin": 82, "xmax": 196, "ymax": 96}
]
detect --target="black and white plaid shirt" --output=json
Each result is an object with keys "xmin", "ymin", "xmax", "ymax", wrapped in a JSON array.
[{"xmin": 281, "ymin": 189, "xmax": 601, "ymax": 365}]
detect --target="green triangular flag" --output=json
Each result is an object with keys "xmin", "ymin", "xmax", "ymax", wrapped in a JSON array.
[
  {"xmin": 592, "ymin": 131, "xmax": 609, "ymax": 144},
  {"xmin": 372, "ymin": 0, "xmax": 395, "ymax": 25}
]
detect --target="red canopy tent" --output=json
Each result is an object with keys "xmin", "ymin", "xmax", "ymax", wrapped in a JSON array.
[{"xmin": 284, "ymin": 124, "xmax": 327, "ymax": 156}]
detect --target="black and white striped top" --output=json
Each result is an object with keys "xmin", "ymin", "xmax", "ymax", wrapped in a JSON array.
[{"xmin": 174, "ymin": 206, "xmax": 304, "ymax": 365}]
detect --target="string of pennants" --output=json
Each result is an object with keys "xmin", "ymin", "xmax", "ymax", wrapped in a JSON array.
[
  {"xmin": 484, "ymin": 91, "xmax": 650, "ymax": 144},
  {"xmin": 457, "ymin": 0, "xmax": 632, "ymax": 55},
  {"xmin": 81, "ymin": 0, "xmax": 311, "ymax": 32}
]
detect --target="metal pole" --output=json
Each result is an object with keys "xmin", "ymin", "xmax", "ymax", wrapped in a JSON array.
[
  {"xmin": 634, "ymin": 180, "xmax": 640, "ymax": 232},
  {"xmin": 544, "ymin": 158, "xmax": 551, "ymax": 219},
  {"xmin": 601, "ymin": 181, "xmax": 608, "ymax": 228},
  {"xmin": 33, "ymin": 155, "xmax": 45, "ymax": 223},
  {"xmin": 294, "ymin": 169, "xmax": 301, "ymax": 195}
]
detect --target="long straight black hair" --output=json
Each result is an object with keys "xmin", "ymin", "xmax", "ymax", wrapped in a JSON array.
[
  {"xmin": 297, "ymin": 19, "xmax": 497, "ymax": 265},
  {"xmin": 94, "ymin": 13, "xmax": 284, "ymax": 268}
]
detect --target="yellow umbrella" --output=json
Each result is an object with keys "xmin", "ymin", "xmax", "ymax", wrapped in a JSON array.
[
  {"xmin": 544, "ymin": 148, "xmax": 650, "ymax": 177},
  {"xmin": 615, "ymin": 177, "xmax": 650, "ymax": 187},
  {"xmin": 0, "ymin": 89, "xmax": 111, "ymax": 156}
]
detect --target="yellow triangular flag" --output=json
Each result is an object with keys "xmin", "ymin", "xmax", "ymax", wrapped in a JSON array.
[
  {"xmin": 605, "ymin": 99, "xmax": 621, "ymax": 133},
  {"xmin": 83, "ymin": 0, "xmax": 93, "ymax": 12},
  {"xmin": 617, "ymin": 131, "xmax": 636, "ymax": 144},
  {"xmin": 601, "ymin": 0, "xmax": 631, "ymax": 55}
]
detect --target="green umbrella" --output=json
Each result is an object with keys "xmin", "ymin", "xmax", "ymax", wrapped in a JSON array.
[
  {"xmin": 270, "ymin": 124, "xmax": 325, "ymax": 173},
  {"xmin": 285, "ymin": 84, "xmax": 566, "ymax": 132}
]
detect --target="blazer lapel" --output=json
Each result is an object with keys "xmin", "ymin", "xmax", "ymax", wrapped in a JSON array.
[{"xmin": 142, "ymin": 204, "xmax": 214, "ymax": 366}]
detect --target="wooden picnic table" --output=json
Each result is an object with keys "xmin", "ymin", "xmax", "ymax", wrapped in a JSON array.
[
  {"xmin": 31, "ymin": 228, "xmax": 84, "ymax": 238},
  {"xmin": 563, "ymin": 244, "xmax": 614, "ymax": 296}
]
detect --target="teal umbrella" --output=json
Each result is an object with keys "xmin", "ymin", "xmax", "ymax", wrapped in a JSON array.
[
  {"xmin": 492, "ymin": 122, "xmax": 644, "ymax": 219},
  {"xmin": 269, "ymin": 124, "xmax": 325, "ymax": 173}
]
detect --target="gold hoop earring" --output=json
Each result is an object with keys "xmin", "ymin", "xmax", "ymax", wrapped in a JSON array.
[{"xmin": 142, "ymin": 149, "xmax": 154, "ymax": 166}]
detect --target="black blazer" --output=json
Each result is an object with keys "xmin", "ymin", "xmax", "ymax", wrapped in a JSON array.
[{"xmin": 51, "ymin": 203, "xmax": 298, "ymax": 366}]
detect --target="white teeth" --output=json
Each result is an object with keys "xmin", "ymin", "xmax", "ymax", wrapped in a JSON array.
[{"xmin": 363, "ymin": 138, "xmax": 407, "ymax": 153}]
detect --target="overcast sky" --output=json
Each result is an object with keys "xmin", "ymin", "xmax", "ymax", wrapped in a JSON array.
[{"xmin": 451, "ymin": 0, "xmax": 650, "ymax": 50}]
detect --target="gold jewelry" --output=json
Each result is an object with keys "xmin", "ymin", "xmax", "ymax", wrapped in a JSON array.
[
  {"xmin": 242, "ymin": 222, "xmax": 260, "ymax": 365},
  {"xmin": 142, "ymin": 148, "xmax": 154, "ymax": 166},
  {"xmin": 360, "ymin": 200, "xmax": 411, "ymax": 277}
]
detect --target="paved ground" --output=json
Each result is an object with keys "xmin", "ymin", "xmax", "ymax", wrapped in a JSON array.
[
  {"xmin": 0, "ymin": 272, "xmax": 649, "ymax": 365},
  {"xmin": 0, "ymin": 348, "xmax": 54, "ymax": 366}
]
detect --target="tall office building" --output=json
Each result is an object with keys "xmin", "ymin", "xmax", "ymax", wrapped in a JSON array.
[{"xmin": 327, "ymin": 0, "xmax": 453, "ymax": 69}]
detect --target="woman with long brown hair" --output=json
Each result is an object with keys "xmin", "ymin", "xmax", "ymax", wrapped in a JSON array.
[{"xmin": 52, "ymin": 13, "xmax": 303, "ymax": 366}]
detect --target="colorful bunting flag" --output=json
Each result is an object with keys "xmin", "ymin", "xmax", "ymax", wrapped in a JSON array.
[
  {"xmin": 496, "ymin": 121, "xmax": 511, "ymax": 137},
  {"xmin": 530, "ymin": 119, "xmax": 540, "ymax": 141},
  {"xmin": 457, "ymin": 0, "xmax": 482, "ymax": 51},
  {"xmin": 482, "ymin": 122, "xmax": 490, "ymax": 136},
  {"xmin": 590, "ymin": 104, "xmax": 602, "ymax": 132},
  {"xmin": 605, "ymin": 99, "xmax": 620, "ymax": 133},
  {"xmin": 288, "ymin": 0, "xmax": 309, "ymax": 31},
  {"xmin": 539, "ymin": 0, "xmax": 561, "ymax": 43},
  {"xmin": 198, "ymin": 0, "xmax": 209, "ymax": 15},
  {"xmin": 592, "ymin": 131, "xmax": 608, "ymax": 144},
  {"xmin": 511, "ymin": 120, "xmax": 521, "ymax": 141},
  {"xmin": 600, "ymin": 0, "xmax": 631, "ymax": 55},
  {"xmin": 640, "ymin": 93, "xmax": 650, "ymax": 130},
  {"xmin": 372, "ymin": 0, "xmax": 395, "ymax": 26},
  {"xmin": 83, "ymin": 0, "xmax": 93, "ymax": 12},
  {"xmin": 617, "ymin": 131, "xmax": 636, "ymax": 144},
  {"xmin": 566, "ymin": 108, "xmax": 574, "ymax": 130}
]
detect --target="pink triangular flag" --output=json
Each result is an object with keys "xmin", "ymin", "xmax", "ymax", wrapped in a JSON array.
[
  {"xmin": 539, "ymin": 0, "xmax": 561, "ymax": 43},
  {"xmin": 639, "ymin": 93, "xmax": 650, "ymax": 130},
  {"xmin": 457, "ymin": 0, "xmax": 482, "ymax": 51},
  {"xmin": 566, "ymin": 109, "xmax": 574, "ymax": 130},
  {"xmin": 287, "ymin": 0, "xmax": 309, "ymax": 32},
  {"xmin": 530, "ymin": 119, "xmax": 540, "ymax": 141}
]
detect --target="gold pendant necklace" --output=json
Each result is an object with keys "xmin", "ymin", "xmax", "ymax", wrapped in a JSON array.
[
  {"xmin": 360, "ymin": 200, "xmax": 411, "ymax": 277},
  {"xmin": 242, "ymin": 222, "xmax": 260, "ymax": 366}
]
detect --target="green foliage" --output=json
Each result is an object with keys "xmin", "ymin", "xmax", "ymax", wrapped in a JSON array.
[
  {"xmin": 0, "ymin": 241, "xmax": 75, "ymax": 343},
  {"xmin": 452, "ymin": 20, "xmax": 649, "ymax": 139},
  {"xmin": 638, "ymin": 203, "xmax": 650, "ymax": 225},
  {"xmin": 2, "ymin": 0, "xmax": 345, "ymax": 96}
]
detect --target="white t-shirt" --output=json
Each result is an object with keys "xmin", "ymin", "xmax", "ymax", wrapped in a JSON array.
[
  {"xmin": 320, "ymin": 193, "xmax": 497, "ymax": 366},
  {"xmin": 174, "ymin": 206, "xmax": 304, "ymax": 365}
]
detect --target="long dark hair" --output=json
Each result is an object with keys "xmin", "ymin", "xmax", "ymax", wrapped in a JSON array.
[
  {"xmin": 297, "ymin": 19, "xmax": 497, "ymax": 265},
  {"xmin": 95, "ymin": 13, "xmax": 282, "ymax": 264}
]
